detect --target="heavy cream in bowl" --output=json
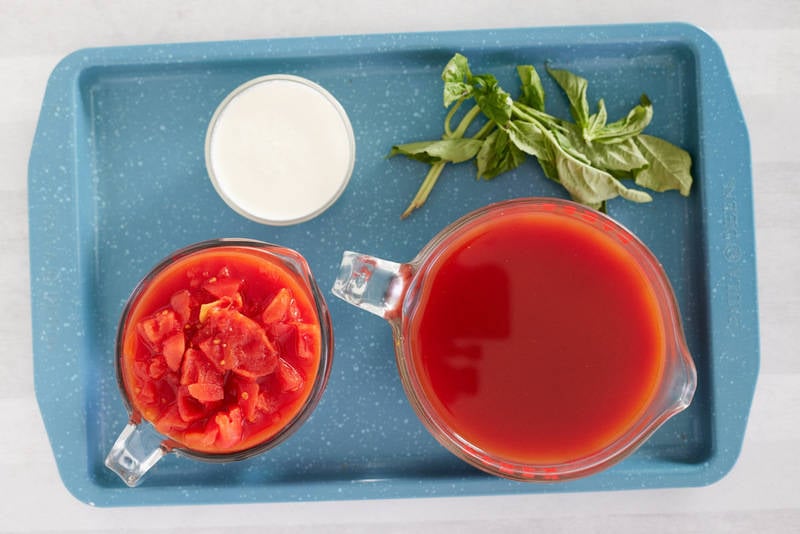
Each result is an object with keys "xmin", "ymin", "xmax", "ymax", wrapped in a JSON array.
[{"xmin": 205, "ymin": 75, "xmax": 355, "ymax": 225}]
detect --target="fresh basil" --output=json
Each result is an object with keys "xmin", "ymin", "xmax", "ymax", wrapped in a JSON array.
[
  {"xmin": 471, "ymin": 74, "xmax": 514, "ymax": 126},
  {"xmin": 590, "ymin": 95, "xmax": 653, "ymax": 144},
  {"xmin": 476, "ymin": 128, "xmax": 526, "ymax": 180},
  {"xmin": 633, "ymin": 134, "xmax": 693, "ymax": 195},
  {"xmin": 546, "ymin": 66, "xmax": 591, "ymax": 129},
  {"xmin": 517, "ymin": 65, "xmax": 546, "ymax": 112},
  {"xmin": 390, "ymin": 54, "xmax": 695, "ymax": 218},
  {"xmin": 389, "ymin": 138, "xmax": 484, "ymax": 164},
  {"xmin": 442, "ymin": 53, "xmax": 473, "ymax": 107}
]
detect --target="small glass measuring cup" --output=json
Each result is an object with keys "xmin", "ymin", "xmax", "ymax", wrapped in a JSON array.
[
  {"xmin": 332, "ymin": 198, "xmax": 697, "ymax": 481},
  {"xmin": 105, "ymin": 239, "xmax": 333, "ymax": 487}
]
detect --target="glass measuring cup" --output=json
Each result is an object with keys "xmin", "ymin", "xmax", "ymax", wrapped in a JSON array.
[
  {"xmin": 105, "ymin": 239, "xmax": 333, "ymax": 487},
  {"xmin": 332, "ymin": 198, "xmax": 696, "ymax": 481}
]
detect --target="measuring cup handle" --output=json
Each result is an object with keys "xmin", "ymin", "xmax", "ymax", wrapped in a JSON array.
[
  {"xmin": 104, "ymin": 421, "xmax": 167, "ymax": 487},
  {"xmin": 331, "ymin": 251, "xmax": 411, "ymax": 319}
]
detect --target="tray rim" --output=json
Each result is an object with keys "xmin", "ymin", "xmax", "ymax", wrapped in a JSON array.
[{"xmin": 28, "ymin": 21, "xmax": 759, "ymax": 506}]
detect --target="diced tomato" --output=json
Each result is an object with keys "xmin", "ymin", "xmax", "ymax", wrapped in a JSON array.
[
  {"xmin": 202, "ymin": 276, "xmax": 243, "ymax": 300},
  {"xmin": 182, "ymin": 421, "xmax": 219, "ymax": 450},
  {"xmin": 169, "ymin": 289, "xmax": 192, "ymax": 324},
  {"xmin": 137, "ymin": 381, "xmax": 159, "ymax": 405},
  {"xmin": 196, "ymin": 336, "xmax": 226, "ymax": 370},
  {"xmin": 277, "ymin": 358, "xmax": 303, "ymax": 392},
  {"xmin": 187, "ymin": 382, "xmax": 224, "ymax": 402},
  {"xmin": 229, "ymin": 375, "xmax": 260, "ymax": 422},
  {"xmin": 162, "ymin": 332, "xmax": 186, "ymax": 372},
  {"xmin": 296, "ymin": 323, "xmax": 320, "ymax": 360},
  {"xmin": 261, "ymin": 288, "xmax": 305, "ymax": 325},
  {"xmin": 266, "ymin": 321, "xmax": 295, "ymax": 348},
  {"xmin": 288, "ymin": 300, "xmax": 302, "ymax": 322},
  {"xmin": 180, "ymin": 348, "xmax": 201, "ymax": 385},
  {"xmin": 197, "ymin": 306, "xmax": 277, "ymax": 377},
  {"xmin": 137, "ymin": 376, "xmax": 176, "ymax": 408},
  {"xmin": 147, "ymin": 357, "xmax": 168, "ymax": 380},
  {"xmin": 180, "ymin": 348, "xmax": 224, "ymax": 387},
  {"xmin": 262, "ymin": 288, "xmax": 291, "ymax": 324},
  {"xmin": 214, "ymin": 407, "xmax": 244, "ymax": 448},
  {"xmin": 230, "ymin": 333, "xmax": 278, "ymax": 379},
  {"xmin": 177, "ymin": 387, "xmax": 205, "ymax": 422},
  {"xmin": 256, "ymin": 390, "xmax": 280, "ymax": 415},
  {"xmin": 132, "ymin": 360, "xmax": 150, "ymax": 382},
  {"xmin": 154, "ymin": 405, "xmax": 189, "ymax": 434},
  {"xmin": 198, "ymin": 294, "xmax": 243, "ymax": 323},
  {"xmin": 137, "ymin": 309, "xmax": 180, "ymax": 351}
]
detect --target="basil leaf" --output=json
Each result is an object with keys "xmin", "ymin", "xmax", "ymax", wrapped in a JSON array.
[
  {"xmin": 592, "ymin": 138, "xmax": 649, "ymax": 178},
  {"xmin": 555, "ymin": 153, "xmax": 653, "ymax": 207},
  {"xmin": 545, "ymin": 131, "xmax": 652, "ymax": 207},
  {"xmin": 507, "ymin": 120, "xmax": 552, "ymax": 161},
  {"xmin": 471, "ymin": 74, "xmax": 513, "ymax": 126},
  {"xmin": 559, "ymin": 124, "xmax": 648, "ymax": 175},
  {"xmin": 505, "ymin": 120, "xmax": 561, "ymax": 183},
  {"xmin": 537, "ymin": 158, "xmax": 560, "ymax": 182},
  {"xmin": 389, "ymin": 138, "xmax": 484, "ymax": 164},
  {"xmin": 585, "ymin": 98, "xmax": 608, "ymax": 138},
  {"xmin": 546, "ymin": 66, "xmax": 590, "ymax": 128},
  {"xmin": 517, "ymin": 65, "xmax": 546, "ymax": 112},
  {"xmin": 442, "ymin": 54, "xmax": 474, "ymax": 107},
  {"xmin": 552, "ymin": 129, "xmax": 592, "ymax": 165},
  {"xmin": 591, "ymin": 95, "xmax": 653, "ymax": 144},
  {"xmin": 633, "ymin": 134, "xmax": 693, "ymax": 195},
  {"xmin": 476, "ymin": 129, "xmax": 526, "ymax": 180}
]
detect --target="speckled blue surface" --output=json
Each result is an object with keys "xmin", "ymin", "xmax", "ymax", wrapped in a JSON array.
[{"xmin": 28, "ymin": 23, "xmax": 758, "ymax": 506}]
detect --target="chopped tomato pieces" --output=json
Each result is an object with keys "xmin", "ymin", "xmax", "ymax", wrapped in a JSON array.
[
  {"xmin": 188, "ymin": 382, "xmax": 224, "ymax": 402},
  {"xmin": 177, "ymin": 387, "xmax": 205, "ymax": 422},
  {"xmin": 214, "ymin": 407, "xmax": 244, "ymax": 448},
  {"xmin": 202, "ymin": 276, "xmax": 243, "ymax": 299},
  {"xmin": 147, "ymin": 357, "xmax": 168, "ymax": 380},
  {"xmin": 199, "ymin": 306, "xmax": 277, "ymax": 378},
  {"xmin": 230, "ymin": 375, "xmax": 260, "ymax": 422},
  {"xmin": 137, "ymin": 309, "xmax": 180, "ymax": 350},
  {"xmin": 162, "ymin": 332, "xmax": 186, "ymax": 372},
  {"xmin": 262, "ymin": 288, "xmax": 291, "ymax": 323},
  {"xmin": 154, "ymin": 405, "xmax": 189, "ymax": 435},
  {"xmin": 122, "ymin": 249, "xmax": 323, "ymax": 454},
  {"xmin": 182, "ymin": 423, "xmax": 218, "ymax": 450},
  {"xmin": 169, "ymin": 289, "xmax": 192, "ymax": 323},
  {"xmin": 296, "ymin": 323, "xmax": 321, "ymax": 360},
  {"xmin": 180, "ymin": 348, "xmax": 223, "ymax": 387},
  {"xmin": 277, "ymin": 358, "xmax": 303, "ymax": 392},
  {"xmin": 257, "ymin": 390, "xmax": 280, "ymax": 415}
]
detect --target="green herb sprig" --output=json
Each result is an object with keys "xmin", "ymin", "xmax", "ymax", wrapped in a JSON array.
[{"xmin": 390, "ymin": 54, "xmax": 693, "ymax": 217}]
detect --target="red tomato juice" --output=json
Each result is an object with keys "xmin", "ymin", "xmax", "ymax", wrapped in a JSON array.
[
  {"xmin": 408, "ymin": 209, "xmax": 666, "ymax": 465},
  {"xmin": 119, "ymin": 246, "xmax": 322, "ymax": 454}
]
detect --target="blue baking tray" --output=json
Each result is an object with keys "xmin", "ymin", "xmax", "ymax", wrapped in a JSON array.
[{"xmin": 28, "ymin": 23, "xmax": 758, "ymax": 506}]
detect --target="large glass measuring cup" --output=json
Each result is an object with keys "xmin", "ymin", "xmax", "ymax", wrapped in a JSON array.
[{"xmin": 332, "ymin": 198, "xmax": 696, "ymax": 481}]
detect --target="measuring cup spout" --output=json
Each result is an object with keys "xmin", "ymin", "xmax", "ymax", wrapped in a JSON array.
[
  {"xmin": 331, "ymin": 251, "xmax": 410, "ymax": 319},
  {"xmin": 671, "ymin": 336, "xmax": 698, "ymax": 411}
]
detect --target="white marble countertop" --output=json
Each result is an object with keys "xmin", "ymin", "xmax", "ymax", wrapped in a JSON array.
[{"xmin": 2, "ymin": 0, "xmax": 798, "ymax": 531}]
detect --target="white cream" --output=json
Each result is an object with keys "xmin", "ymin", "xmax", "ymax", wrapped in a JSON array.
[{"xmin": 205, "ymin": 75, "xmax": 355, "ymax": 225}]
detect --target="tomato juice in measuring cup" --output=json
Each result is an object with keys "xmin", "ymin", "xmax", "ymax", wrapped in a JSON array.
[{"xmin": 333, "ymin": 198, "xmax": 696, "ymax": 481}]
